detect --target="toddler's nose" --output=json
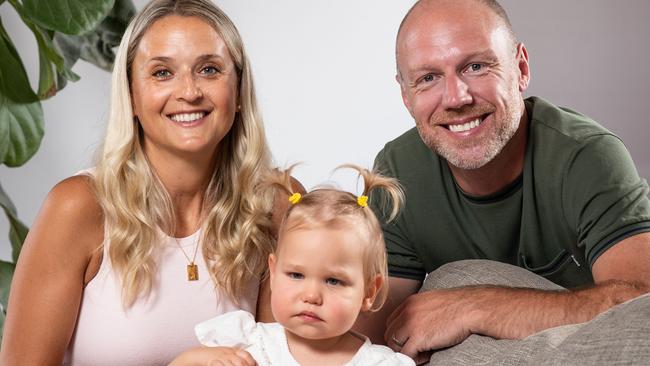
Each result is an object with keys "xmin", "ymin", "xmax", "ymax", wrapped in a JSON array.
[{"xmin": 301, "ymin": 282, "xmax": 322, "ymax": 305}]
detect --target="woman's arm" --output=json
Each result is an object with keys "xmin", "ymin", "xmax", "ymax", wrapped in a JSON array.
[{"xmin": 0, "ymin": 176, "xmax": 104, "ymax": 365}]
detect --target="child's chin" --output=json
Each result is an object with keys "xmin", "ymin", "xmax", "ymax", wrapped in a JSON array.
[{"xmin": 287, "ymin": 327, "xmax": 347, "ymax": 340}]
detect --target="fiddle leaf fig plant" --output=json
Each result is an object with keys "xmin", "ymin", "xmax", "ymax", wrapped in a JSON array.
[{"xmin": 0, "ymin": 0, "xmax": 135, "ymax": 342}]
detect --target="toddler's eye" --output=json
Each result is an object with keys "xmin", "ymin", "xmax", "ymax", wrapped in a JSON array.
[
  {"xmin": 287, "ymin": 272, "xmax": 303, "ymax": 280},
  {"xmin": 326, "ymin": 278, "xmax": 342, "ymax": 286}
]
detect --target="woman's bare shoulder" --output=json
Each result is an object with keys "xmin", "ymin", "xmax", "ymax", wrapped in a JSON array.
[
  {"xmin": 20, "ymin": 175, "xmax": 106, "ymax": 277},
  {"xmin": 35, "ymin": 174, "xmax": 104, "ymax": 245},
  {"xmin": 46, "ymin": 175, "xmax": 102, "ymax": 221}
]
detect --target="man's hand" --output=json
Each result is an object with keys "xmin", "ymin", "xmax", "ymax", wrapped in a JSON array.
[{"xmin": 385, "ymin": 288, "xmax": 475, "ymax": 362}]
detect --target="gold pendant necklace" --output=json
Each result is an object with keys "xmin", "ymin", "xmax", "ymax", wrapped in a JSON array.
[
  {"xmin": 174, "ymin": 234, "xmax": 200, "ymax": 281},
  {"xmin": 187, "ymin": 262, "xmax": 199, "ymax": 281}
]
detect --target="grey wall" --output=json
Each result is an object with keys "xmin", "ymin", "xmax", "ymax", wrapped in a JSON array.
[
  {"xmin": 505, "ymin": 0, "xmax": 650, "ymax": 178},
  {"xmin": 2, "ymin": 0, "xmax": 649, "ymax": 260}
]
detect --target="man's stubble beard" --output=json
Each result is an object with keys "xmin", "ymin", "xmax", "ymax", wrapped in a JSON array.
[{"xmin": 417, "ymin": 97, "xmax": 522, "ymax": 170}]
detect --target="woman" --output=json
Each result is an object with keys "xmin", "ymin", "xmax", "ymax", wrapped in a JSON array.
[{"xmin": 0, "ymin": 0, "xmax": 285, "ymax": 364}]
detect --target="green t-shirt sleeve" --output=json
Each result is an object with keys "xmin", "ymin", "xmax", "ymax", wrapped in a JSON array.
[
  {"xmin": 372, "ymin": 147, "xmax": 427, "ymax": 281},
  {"xmin": 562, "ymin": 134, "xmax": 650, "ymax": 267}
]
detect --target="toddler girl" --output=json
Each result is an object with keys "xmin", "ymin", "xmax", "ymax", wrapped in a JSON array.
[{"xmin": 194, "ymin": 165, "xmax": 414, "ymax": 365}]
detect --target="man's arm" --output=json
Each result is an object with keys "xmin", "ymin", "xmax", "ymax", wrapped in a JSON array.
[{"xmin": 386, "ymin": 232, "xmax": 650, "ymax": 360}]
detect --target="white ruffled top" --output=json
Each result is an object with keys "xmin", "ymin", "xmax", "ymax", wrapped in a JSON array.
[{"xmin": 196, "ymin": 310, "xmax": 415, "ymax": 366}]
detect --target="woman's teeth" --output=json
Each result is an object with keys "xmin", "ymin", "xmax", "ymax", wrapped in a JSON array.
[{"xmin": 170, "ymin": 112, "xmax": 205, "ymax": 123}]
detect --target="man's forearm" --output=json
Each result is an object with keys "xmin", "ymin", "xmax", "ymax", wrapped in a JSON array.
[{"xmin": 467, "ymin": 279, "xmax": 649, "ymax": 339}]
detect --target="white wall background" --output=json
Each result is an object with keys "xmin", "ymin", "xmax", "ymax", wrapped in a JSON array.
[{"xmin": 2, "ymin": 0, "xmax": 650, "ymax": 260}]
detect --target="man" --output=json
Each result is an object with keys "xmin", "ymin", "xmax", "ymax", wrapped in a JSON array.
[{"xmin": 358, "ymin": 0, "xmax": 650, "ymax": 363}]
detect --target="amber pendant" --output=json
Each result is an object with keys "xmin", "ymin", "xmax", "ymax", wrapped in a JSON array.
[{"xmin": 187, "ymin": 263, "xmax": 199, "ymax": 281}]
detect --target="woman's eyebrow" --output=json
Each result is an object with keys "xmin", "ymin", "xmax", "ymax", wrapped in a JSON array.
[{"xmin": 146, "ymin": 54, "xmax": 224, "ymax": 63}]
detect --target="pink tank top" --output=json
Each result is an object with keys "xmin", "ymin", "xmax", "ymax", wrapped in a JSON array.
[{"xmin": 63, "ymin": 230, "xmax": 258, "ymax": 365}]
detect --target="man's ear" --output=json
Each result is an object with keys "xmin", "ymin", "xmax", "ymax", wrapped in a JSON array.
[
  {"xmin": 396, "ymin": 73, "xmax": 414, "ymax": 117},
  {"xmin": 361, "ymin": 274, "xmax": 384, "ymax": 312},
  {"xmin": 516, "ymin": 42, "xmax": 531, "ymax": 92}
]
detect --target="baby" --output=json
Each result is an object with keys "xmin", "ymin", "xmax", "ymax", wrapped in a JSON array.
[{"xmin": 195, "ymin": 165, "xmax": 414, "ymax": 365}]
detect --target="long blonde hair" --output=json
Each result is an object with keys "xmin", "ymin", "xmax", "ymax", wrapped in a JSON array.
[
  {"xmin": 265, "ymin": 165, "xmax": 404, "ymax": 312},
  {"xmin": 94, "ymin": 0, "xmax": 275, "ymax": 307}
]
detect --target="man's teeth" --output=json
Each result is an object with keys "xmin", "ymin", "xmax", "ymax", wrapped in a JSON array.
[
  {"xmin": 449, "ymin": 118, "xmax": 481, "ymax": 133},
  {"xmin": 170, "ymin": 112, "xmax": 205, "ymax": 123}
]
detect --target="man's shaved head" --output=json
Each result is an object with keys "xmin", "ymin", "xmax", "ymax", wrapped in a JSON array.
[{"xmin": 396, "ymin": 0, "xmax": 517, "ymax": 64}]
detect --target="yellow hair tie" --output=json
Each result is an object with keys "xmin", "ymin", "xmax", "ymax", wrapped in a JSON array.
[
  {"xmin": 357, "ymin": 195, "xmax": 368, "ymax": 207},
  {"xmin": 288, "ymin": 192, "xmax": 302, "ymax": 205}
]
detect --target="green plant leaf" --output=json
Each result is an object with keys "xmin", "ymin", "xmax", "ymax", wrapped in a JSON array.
[
  {"xmin": 0, "ymin": 259, "xmax": 15, "ymax": 315},
  {"xmin": 0, "ymin": 309, "xmax": 5, "ymax": 345},
  {"xmin": 52, "ymin": 32, "xmax": 80, "ymax": 87},
  {"xmin": 25, "ymin": 24, "xmax": 80, "ymax": 99},
  {"xmin": 0, "ymin": 92, "xmax": 44, "ymax": 167},
  {"xmin": 54, "ymin": 0, "xmax": 135, "ymax": 72},
  {"xmin": 0, "ymin": 182, "xmax": 28, "ymax": 263},
  {"xmin": 5, "ymin": 2, "xmax": 79, "ymax": 100},
  {"xmin": 0, "ymin": 18, "xmax": 38, "ymax": 103},
  {"xmin": 22, "ymin": 0, "xmax": 115, "ymax": 36},
  {"xmin": 37, "ymin": 28, "xmax": 80, "ymax": 84},
  {"xmin": 1, "ymin": 259, "xmax": 15, "ymax": 342},
  {"xmin": 0, "ymin": 306, "xmax": 5, "ymax": 344},
  {"xmin": 36, "ymin": 41, "xmax": 57, "ymax": 99}
]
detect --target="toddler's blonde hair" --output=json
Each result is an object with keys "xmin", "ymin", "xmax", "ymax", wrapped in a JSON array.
[{"xmin": 265, "ymin": 164, "xmax": 403, "ymax": 311}]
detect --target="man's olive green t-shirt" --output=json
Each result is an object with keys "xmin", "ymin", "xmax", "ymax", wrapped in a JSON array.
[{"xmin": 372, "ymin": 96, "xmax": 650, "ymax": 288}]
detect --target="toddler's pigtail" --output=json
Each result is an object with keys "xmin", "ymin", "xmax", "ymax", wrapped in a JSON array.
[
  {"xmin": 337, "ymin": 164, "xmax": 404, "ymax": 222},
  {"xmin": 335, "ymin": 164, "xmax": 403, "ymax": 312},
  {"xmin": 261, "ymin": 164, "xmax": 299, "ymax": 200}
]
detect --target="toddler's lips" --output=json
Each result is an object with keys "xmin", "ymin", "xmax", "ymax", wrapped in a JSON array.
[{"xmin": 297, "ymin": 311, "xmax": 323, "ymax": 322}]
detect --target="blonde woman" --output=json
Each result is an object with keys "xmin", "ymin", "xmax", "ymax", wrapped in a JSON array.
[{"xmin": 0, "ymin": 0, "xmax": 293, "ymax": 364}]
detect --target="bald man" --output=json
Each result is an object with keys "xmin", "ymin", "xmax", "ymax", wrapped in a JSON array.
[{"xmin": 357, "ymin": 0, "xmax": 650, "ymax": 364}]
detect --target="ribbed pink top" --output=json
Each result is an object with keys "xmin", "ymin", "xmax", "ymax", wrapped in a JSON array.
[{"xmin": 63, "ymin": 230, "xmax": 258, "ymax": 365}]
